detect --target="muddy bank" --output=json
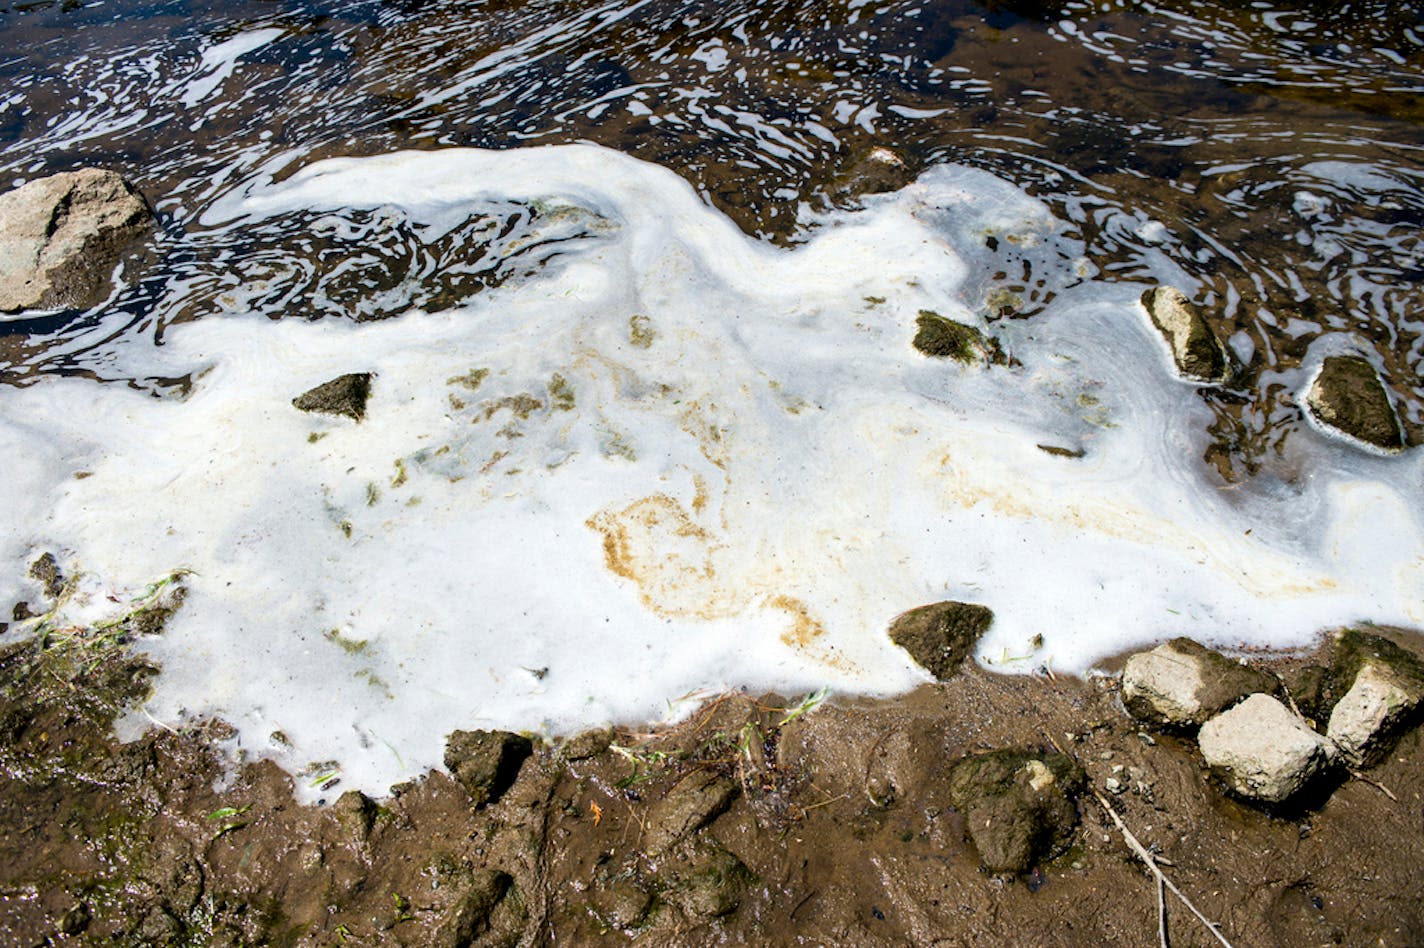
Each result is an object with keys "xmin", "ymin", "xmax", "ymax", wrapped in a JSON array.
[{"xmin": 1, "ymin": 619, "xmax": 1423, "ymax": 946}]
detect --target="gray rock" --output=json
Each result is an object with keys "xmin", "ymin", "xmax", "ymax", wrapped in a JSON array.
[
  {"xmin": 0, "ymin": 169, "xmax": 153, "ymax": 313},
  {"xmin": 1140, "ymin": 286, "xmax": 1230, "ymax": 383},
  {"xmin": 1306, "ymin": 356, "xmax": 1405, "ymax": 452},
  {"xmin": 292, "ymin": 372, "xmax": 373, "ymax": 421},
  {"xmin": 642, "ymin": 769, "xmax": 739, "ymax": 855},
  {"xmin": 946, "ymin": 748, "xmax": 1085, "ymax": 874},
  {"xmin": 1121, "ymin": 637, "xmax": 1277, "ymax": 729},
  {"xmin": 1324, "ymin": 629, "xmax": 1424, "ymax": 766},
  {"xmin": 443, "ymin": 729, "xmax": 533, "ymax": 808},
  {"xmin": 888, "ymin": 600, "xmax": 993, "ymax": 680},
  {"xmin": 1198, "ymin": 694, "xmax": 1335, "ymax": 804}
]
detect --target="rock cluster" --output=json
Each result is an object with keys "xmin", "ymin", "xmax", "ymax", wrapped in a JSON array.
[
  {"xmin": 0, "ymin": 169, "xmax": 153, "ymax": 313},
  {"xmin": 1120, "ymin": 630, "xmax": 1424, "ymax": 805}
]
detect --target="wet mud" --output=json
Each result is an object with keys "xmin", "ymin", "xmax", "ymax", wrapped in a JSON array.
[{"xmin": 2, "ymin": 622, "xmax": 1422, "ymax": 946}]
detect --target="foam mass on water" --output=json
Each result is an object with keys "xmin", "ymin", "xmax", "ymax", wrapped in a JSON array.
[{"xmin": 1, "ymin": 145, "xmax": 1420, "ymax": 800}]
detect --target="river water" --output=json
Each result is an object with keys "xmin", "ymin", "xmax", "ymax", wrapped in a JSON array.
[{"xmin": 1, "ymin": 0, "xmax": 1421, "ymax": 795}]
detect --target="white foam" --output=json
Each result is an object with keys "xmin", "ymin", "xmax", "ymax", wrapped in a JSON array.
[
  {"xmin": 180, "ymin": 28, "xmax": 286, "ymax": 109},
  {"xmin": 2, "ymin": 145, "xmax": 1420, "ymax": 800}
]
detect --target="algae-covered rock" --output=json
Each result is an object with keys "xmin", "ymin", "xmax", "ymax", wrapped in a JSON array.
[
  {"xmin": 947, "ymin": 748, "xmax": 1085, "ymax": 873},
  {"xmin": 1306, "ymin": 356, "xmax": 1405, "ymax": 451},
  {"xmin": 1323, "ymin": 629, "xmax": 1424, "ymax": 766},
  {"xmin": 0, "ymin": 169, "xmax": 153, "ymax": 313},
  {"xmin": 642, "ymin": 769, "xmax": 739, "ymax": 855},
  {"xmin": 1121, "ymin": 637, "xmax": 1277, "ymax": 729},
  {"xmin": 888, "ymin": 601, "xmax": 993, "ymax": 680},
  {"xmin": 1140, "ymin": 286, "xmax": 1230, "ymax": 383},
  {"xmin": 292, "ymin": 372, "xmax": 373, "ymax": 421},
  {"xmin": 912, "ymin": 310, "xmax": 1000, "ymax": 364},
  {"xmin": 831, "ymin": 146, "xmax": 914, "ymax": 200},
  {"xmin": 443, "ymin": 729, "xmax": 533, "ymax": 808},
  {"xmin": 1198, "ymin": 694, "xmax": 1335, "ymax": 804}
]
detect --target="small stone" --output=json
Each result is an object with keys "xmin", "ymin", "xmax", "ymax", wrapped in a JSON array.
[
  {"xmin": 1306, "ymin": 356, "xmax": 1404, "ymax": 451},
  {"xmin": 1140, "ymin": 286, "xmax": 1231, "ymax": 383},
  {"xmin": 560, "ymin": 726, "xmax": 614, "ymax": 761},
  {"xmin": 887, "ymin": 600, "xmax": 994, "ymax": 680},
  {"xmin": 642, "ymin": 769, "xmax": 739, "ymax": 855},
  {"xmin": 1105, "ymin": 777, "xmax": 1124, "ymax": 794},
  {"xmin": 912, "ymin": 310, "xmax": 1000, "ymax": 365},
  {"xmin": 1121, "ymin": 637, "xmax": 1277, "ymax": 729},
  {"xmin": 292, "ymin": 372, "xmax": 373, "ymax": 421},
  {"xmin": 0, "ymin": 169, "xmax": 153, "ymax": 313},
  {"xmin": 443, "ymin": 729, "xmax": 533, "ymax": 808},
  {"xmin": 947, "ymin": 748, "xmax": 1085, "ymax": 874},
  {"xmin": 832, "ymin": 147, "xmax": 914, "ymax": 200},
  {"xmin": 1198, "ymin": 694, "xmax": 1335, "ymax": 804},
  {"xmin": 1324, "ymin": 630, "xmax": 1424, "ymax": 766},
  {"xmin": 590, "ymin": 881, "xmax": 651, "ymax": 929},
  {"xmin": 331, "ymin": 789, "xmax": 378, "ymax": 842},
  {"xmin": 58, "ymin": 903, "xmax": 90, "ymax": 936}
]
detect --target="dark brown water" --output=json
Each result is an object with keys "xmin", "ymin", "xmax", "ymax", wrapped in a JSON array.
[{"xmin": 2, "ymin": 0, "xmax": 1421, "ymax": 478}]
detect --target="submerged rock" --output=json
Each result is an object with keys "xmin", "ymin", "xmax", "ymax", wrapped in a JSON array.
[
  {"xmin": 831, "ymin": 146, "xmax": 914, "ymax": 200},
  {"xmin": 912, "ymin": 310, "xmax": 1000, "ymax": 365},
  {"xmin": 0, "ymin": 168, "xmax": 153, "ymax": 313},
  {"xmin": 1120, "ymin": 638, "xmax": 1276, "ymax": 729},
  {"xmin": 642, "ymin": 769, "xmax": 739, "ymax": 855},
  {"xmin": 1198, "ymin": 694, "xmax": 1335, "ymax": 804},
  {"xmin": 443, "ymin": 729, "xmax": 533, "ymax": 808},
  {"xmin": 292, "ymin": 372, "xmax": 373, "ymax": 421},
  {"xmin": 888, "ymin": 601, "xmax": 993, "ymax": 680},
  {"xmin": 947, "ymin": 748, "xmax": 1085, "ymax": 874},
  {"xmin": 1305, "ymin": 356, "xmax": 1405, "ymax": 451},
  {"xmin": 1139, "ymin": 286, "xmax": 1231, "ymax": 383},
  {"xmin": 1324, "ymin": 629, "xmax": 1424, "ymax": 766}
]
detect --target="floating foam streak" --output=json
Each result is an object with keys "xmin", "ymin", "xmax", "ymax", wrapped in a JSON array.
[{"xmin": 1, "ymin": 146, "xmax": 1420, "ymax": 799}]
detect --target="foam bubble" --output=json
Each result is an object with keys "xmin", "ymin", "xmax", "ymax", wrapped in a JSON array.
[{"xmin": 2, "ymin": 145, "xmax": 1420, "ymax": 799}]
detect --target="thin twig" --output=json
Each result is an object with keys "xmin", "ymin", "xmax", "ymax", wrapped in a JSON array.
[
  {"xmin": 1093, "ymin": 791, "xmax": 1235, "ymax": 948},
  {"xmin": 1156, "ymin": 872, "xmax": 1168, "ymax": 948},
  {"xmin": 1347, "ymin": 767, "xmax": 1398, "ymax": 802}
]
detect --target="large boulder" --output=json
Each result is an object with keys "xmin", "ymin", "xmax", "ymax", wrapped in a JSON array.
[
  {"xmin": 1198, "ymin": 694, "xmax": 1335, "ymax": 804},
  {"xmin": 0, "ymin": 169, "xmax": 153, "ymax": 313},
  {"xmin": 947, "ymin": 748, "xmax": 1085, "ymax": 874},
  {"xmin": 1120, "ymin": 637, "xmax": 1277, "ymax": 729},
  {"xmin": 1305, "ymin": 356, "xmax": 1405, "ymax": 452},
  {"xmin": 1140, "ymin": 286, "xmax": 1231, "ymax": 383},
  {"xmin": 888, "ymin": 601, "xmax": 993, "ymax": 680},
  {"xmin": 1324, "ymin": 630, "xmax": 1424, "ymax": 766}
]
